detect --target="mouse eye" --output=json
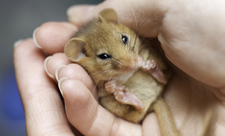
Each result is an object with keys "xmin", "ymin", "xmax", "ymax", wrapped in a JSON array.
[
  {"xmin": 98, "ymin": 53, "xmax": 111, "ymax": 60},
  {"xmin": 121, "ymin": 35, "xmax": 128, "ymax": 44}
]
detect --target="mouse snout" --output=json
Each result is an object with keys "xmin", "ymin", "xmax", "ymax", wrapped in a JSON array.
[
  {"xmin": 123, "ymin": 64, "xmax": 135, "ymax": 71},
  {"xmin": 120, "ymin": 56, "xmax": 138, "ymax": 72}
]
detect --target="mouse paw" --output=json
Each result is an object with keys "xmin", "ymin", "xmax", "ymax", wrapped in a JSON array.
[
  {"xmin": 142, "ymin": 59, "xmax": 156, "ymax": 70},
  {"xmin": 137, "ymin": 56, "xmax": 144, "ymax": 68},
  {"xmin": 114, "ymin": 86, "xmax": 144, "ymax": 110},
  {"xmin": 142, "ymin": 59, "xmax": 167, "ymax": 84},
  {"xmin": 105, "ymin": 80, "xmax": 117, "ymax": 93}
]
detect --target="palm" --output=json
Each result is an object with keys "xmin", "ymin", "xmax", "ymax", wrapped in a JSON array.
[
  {"xmin": 158, "ymin": 70, "xmax": 219, "ymax": 135},
  {"xmin": 91, "ymin": 66, "xmax": 218, "ymax": 136}
]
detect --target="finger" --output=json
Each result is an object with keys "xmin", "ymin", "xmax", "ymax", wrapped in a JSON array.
[
  {"xmin": 60, "ymin": 79, "xmax": 142, "ymax": 136},
  {"xmin": 44, "ymin": 53, "xmax": 71, "ymax": 80},
  {"xmin": 33, "ymin": 22, "xmax": 78, "ymax": 54},
  {"xmin": 14, "ymin": 39, "xmax": 74, "ymax": 136},
  {"xmin": 44, "ymin": 53, "xmax": 96, "ymax": 94},
  {"xmin": 142, "ymin": 113, "xmax": 161, "ymax": 136},
  {"xmin": 67, "ymin": 0, "xmax": 171, "ymax": 37},
  {"xmin": 56, "ymin": 64, "xmax": 97, "ymax": 99}
]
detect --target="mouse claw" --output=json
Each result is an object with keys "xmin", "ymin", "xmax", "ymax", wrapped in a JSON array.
[
  {"xmin": 142, "ymin": 60, "xmax": 167, "ymax": 84},
  {"xmin": 114, "ymin": 86, "xmax": 144, "ymax": 110},
  {"xmin": 142, "ymin": 60, "xmax": 156, "ymax": 70},
  {"xmin": 105, "ymin": 80, "xmax": 117, "ymax": 93},
  {"xmin": 137, "ymin": 56, "xmax": 144, "ymax": 68}
]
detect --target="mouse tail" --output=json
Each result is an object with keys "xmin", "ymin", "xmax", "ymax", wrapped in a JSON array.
[
  {"xmin": 153, "ymin": 97, "xmax": 180, "ymax": 136},
  {"xmin": 199, "ymin": 110, "xmax": 216, "ymax": 136}
]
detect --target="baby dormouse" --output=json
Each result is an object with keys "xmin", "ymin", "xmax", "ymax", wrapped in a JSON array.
[
  {"xmin": 64, "ymin": 8, "xmax": 212, "ymax": 136},
  {"xmin": 64, "ymin": 8, "xmax": 177, "ymax": 136}
]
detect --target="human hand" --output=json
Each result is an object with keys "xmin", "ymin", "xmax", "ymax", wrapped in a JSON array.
[
  {"xmin": 14, "ymin": 0, "xmax": 225, "ymax": 135},
  {"xmin": 65, "ymin": 1, "xmax": 225, "ymax": 135},
  {"xmin": 13, "ymin": 25, "xmax": 84, "ymax": 136}
]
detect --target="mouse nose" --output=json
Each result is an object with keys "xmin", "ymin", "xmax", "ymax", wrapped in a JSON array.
[{"xmin": 121, "ymin": 56, "xmax": 138, "ymax": 72}]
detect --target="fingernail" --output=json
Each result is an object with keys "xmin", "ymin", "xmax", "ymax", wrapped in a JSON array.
[
  {"xmin": 14, "ymin": 39, "xmax": 24, "ymax": 48},
  {"xmin": 58, "ymin": 77, "xmax": 68, "ymax": 98},
  {"xmin": 55, "ymin": 65, "xmax": 67, "ymax": 82},
  {"xmin": 33, "ymin": 27, "xmax": 42, "ymax": 49},
  {"xmin": 67, "ymin": 5, "xmax": 75, "ymax": 18},
  {"xmin": 44, "ymin": 56, "xmax": 54, "ymax": 79}
]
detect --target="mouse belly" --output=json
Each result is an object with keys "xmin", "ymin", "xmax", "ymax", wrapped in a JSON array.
[{"xmin": 100, "ymin": 69, "xmax": 164, "ymax": 123}]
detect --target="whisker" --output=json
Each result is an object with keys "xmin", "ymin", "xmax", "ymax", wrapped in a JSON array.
[
  {"xmin": 126, "ymin": 0, "xmax": 137, "ymax": 30},
  {"xmin": 90, "ymin": 68, "xmax": 115, "ymax": 93},
  {"xmin": 114, "ymin": 58, "xmax": 125, "ymax": 66},
  {"xmin": 92, "ymin": 80, "xmax": 99, "ymax": 95},
  {"xmin": 89, "ymin": 69, "xmax": 111, "ymax": 77},
  {"xmin": 138, "ymin": 38, "xmax": 156, "ymax": 56},
  {"xmin": 133, "ymin": 12, "xmax": 150, "ymax": 52}
]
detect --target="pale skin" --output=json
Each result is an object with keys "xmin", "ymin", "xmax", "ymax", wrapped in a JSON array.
[{"xmin": 13, "ymin": 0, "xmax": 225, "ymax": 135}]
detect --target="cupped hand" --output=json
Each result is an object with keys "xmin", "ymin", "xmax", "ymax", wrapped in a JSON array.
[{"xmin": 14, "ymin": 0, "xmax": 225, "ymax": 135}]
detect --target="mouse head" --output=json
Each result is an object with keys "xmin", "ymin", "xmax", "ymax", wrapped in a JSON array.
[{"xmin": 64, "ymin": 8, "xmax": 141, "ymax": 82}]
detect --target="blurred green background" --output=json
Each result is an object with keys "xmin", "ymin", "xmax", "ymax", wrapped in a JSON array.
[{"xmin": 0, "ymin": 0, "xmax": 102, "ymax": 135}]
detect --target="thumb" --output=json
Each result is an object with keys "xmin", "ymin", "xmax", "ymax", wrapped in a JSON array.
[
  {"xmin": 67, "ymin": 0, "xmax": 171, "ymax": 37},
  {"xmin": 60, "ymin": 79, "xmax": 142, "ymax": 136}
]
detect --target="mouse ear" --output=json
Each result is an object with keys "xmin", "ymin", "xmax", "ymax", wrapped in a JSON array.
[
  {"xmin": 64, "ymin": 38, "xmax": 86, "ymax": 62},
  {"xmin": 98, "ymin": 8, "xmax": 119, "ymax": 24}
]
